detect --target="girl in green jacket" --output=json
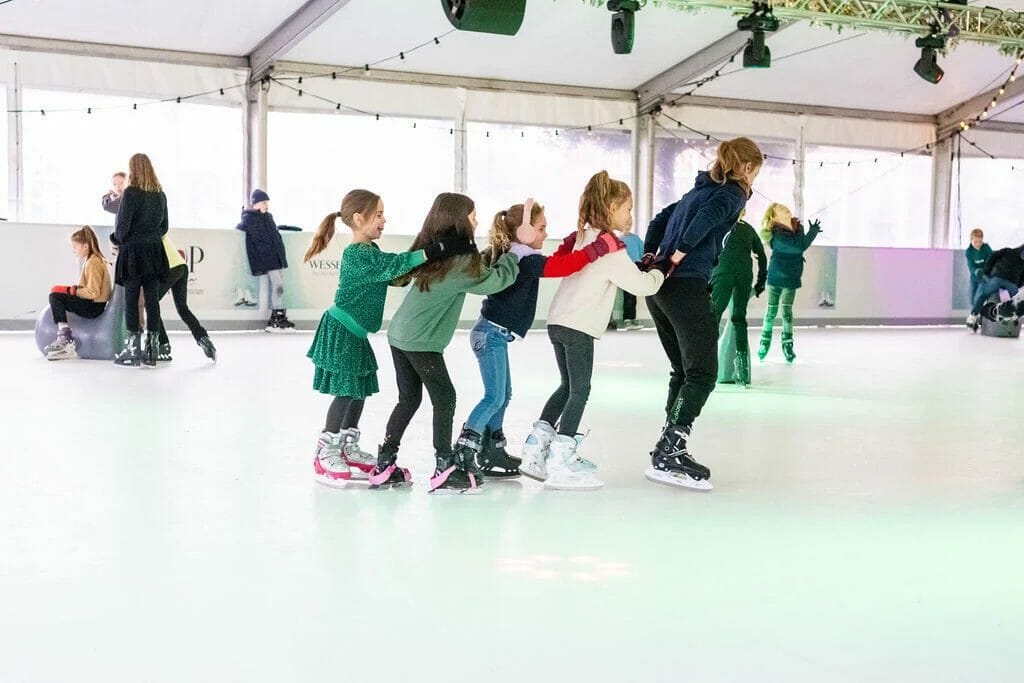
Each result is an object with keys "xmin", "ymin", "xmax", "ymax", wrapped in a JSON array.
[
  {"xmin": 305, "ymin": 189, "xmax": 475, "ymax": 489},
  {"xmin": 381, "ymin": 193, "xmax": 520, "ymax": 495},
  {"xmin": 757, "ymin": 202, "xmax": 822, "ymax": 363}
]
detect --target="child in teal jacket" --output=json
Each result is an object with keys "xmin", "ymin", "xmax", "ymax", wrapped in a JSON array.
[{"xmin": 757, "ymin": 202, "xmax": 822, "ymax": 363}]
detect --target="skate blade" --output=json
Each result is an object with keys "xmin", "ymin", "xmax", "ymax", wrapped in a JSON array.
[
  {"xmin": 645, "ymin": 467, "xmax": 713, "ymax": 491},
  {"xmin": 429, "ymin": 486, "xmax": 483, "ymax": 495},
  {"xmin": 314, "ymin": 473, "xmax": 353, "ymax": 489},
  {"xmin": 543, "ymin": 478, "xmax": 604, "ymax": 492}
]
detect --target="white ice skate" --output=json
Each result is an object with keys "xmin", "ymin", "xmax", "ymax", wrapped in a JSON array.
[
  {"xmin": 313, "ymin": 431, "xmax": 352, "ymax": 488},
  {"xmin": 543, "ymin": 435, "xmax": 604, "ymax": 491},
  {"xmin": 520, "ymin": 420, "xmax": 556, "ymax": 482},
  {"xmin": 340, "ymin": 428, "xmax": 374, "ymax": 480}
]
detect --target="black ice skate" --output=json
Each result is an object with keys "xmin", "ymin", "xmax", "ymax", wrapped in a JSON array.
[{"xmin": 645, "ymin": 424, "xmax": 713, "ymax": 491}]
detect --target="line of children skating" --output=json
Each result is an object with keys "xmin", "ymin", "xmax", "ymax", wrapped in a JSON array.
[{"xmin": 306, "ymin": 136, "xmax": 798, "ymax": 495}]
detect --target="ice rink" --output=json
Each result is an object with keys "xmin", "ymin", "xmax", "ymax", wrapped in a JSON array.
[{"xmin": 2, "ymin": 327, "xmax": 1021, "ymax": 682}]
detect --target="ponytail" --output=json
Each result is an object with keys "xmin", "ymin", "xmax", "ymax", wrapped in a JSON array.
[
  {"xmin": 304, "ymin": 189, "xmax": 381, "ymax": 262},
  {"xmin": 577, "ymin": 170, "xmax": 631, "ymax": 241},
  {"xmin": 71, "ymin": 225, "xmax": 105, "ymax": 261},
  {"xmin": 709, "ymin": 137, "xmax": 763, "ymax": 197},
  {"xmin": 304, "ymin": 213, "xmax": 338, "ymax": 262}
]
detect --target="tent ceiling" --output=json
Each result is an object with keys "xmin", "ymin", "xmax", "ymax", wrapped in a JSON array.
[
  {"xmin": 0, "ymin": 0, "xmax": 301, "ymax": 56},
  {"xmin": 2, "ymin": 0, "xmax": 1024, "ymax": 119}
]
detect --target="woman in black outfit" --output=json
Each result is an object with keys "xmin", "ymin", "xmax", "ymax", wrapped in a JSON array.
[{"xmin": 111, "ymin": 153, "xmax": 170, "ymax": 367}]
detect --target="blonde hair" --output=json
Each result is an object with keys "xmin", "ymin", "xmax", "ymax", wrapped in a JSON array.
[
  {"xmin": 577, "ymin": 170, "xmax": 631, "ymax": 241},
  {"xmin": 970, "ymin": 228, "xmax": 984, "ymax": 239},
  {"xmin": 70, "ymin": 225, "xmax": 105, "ymax": 261},
  {"xmin": 760, "ymin": 202, "xmax": 790, "ymax": 243},
  {"xmin": 127, "ymin": 153, "xmax": 161, "ymax": 193},
  {"xmin": 710, "ymin": 137, "xmax": 763, "ymax": 196},
  {"xmin": 490, "ymin": 202, "xmax": 545, "ymax": 257},
  {"xmin": 305, "ymin": 189, "xmax": 381, "ymax": 262}
]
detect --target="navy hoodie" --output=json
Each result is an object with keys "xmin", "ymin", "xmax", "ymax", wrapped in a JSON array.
[{"xmin": 644, "ymin": 171, "xmax": 748, "ymax": 281}]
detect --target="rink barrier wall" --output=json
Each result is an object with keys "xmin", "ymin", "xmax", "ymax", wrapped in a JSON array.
[{"xmin": 1, "ymin": 222, "xmax": 973, "ymax": 331}]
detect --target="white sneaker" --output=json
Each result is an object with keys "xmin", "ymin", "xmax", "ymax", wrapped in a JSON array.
[
  {"xmin": 966, "ymin": 313, "xmax": 978, "ymax": 329},
  {"xmin": 543, "ymin": 435, "xmax": 604, "ymax": 491},
  {"xmin": 340, "ymin": 428, "xmax": 374, "ymax": 480},
  {"xmin": 313, "ymin": 431, "xmax": 351, "ymax": 488},
  {"xmin": 624, "ymin": 320, "xmax": 644, "ymax": 331},
  {"xmin": 44, "ymin": 335, "xmax": 78, "ymax": 360},
  {"xmin": 520, "ymin": 420, "xmax": 556, "ymax": 481}
]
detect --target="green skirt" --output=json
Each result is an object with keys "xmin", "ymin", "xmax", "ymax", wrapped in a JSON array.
[{"xmin": 307, "ymin": 311, "xmax": 379, "ymax": 399}]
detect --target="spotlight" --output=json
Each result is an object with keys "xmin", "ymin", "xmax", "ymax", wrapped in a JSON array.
[
  {"xmin": 737, "ymin": 2, "xmax": 779, "ymax": 69},
  {"xmin": 914, "ymin": 34, "xmax": 945, "ymax": 84},
  {"xmin": 607, "ymin": 0, "xmax": 641, "ymax": 54},
  {"xmin": 440, "ymin": 0, "xmax": 526, "ymax": 36}
]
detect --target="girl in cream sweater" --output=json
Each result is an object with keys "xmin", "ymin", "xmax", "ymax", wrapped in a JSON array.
[{"xmin": 520, "ymin": 171, "xmax": 668, "ymax": 491}]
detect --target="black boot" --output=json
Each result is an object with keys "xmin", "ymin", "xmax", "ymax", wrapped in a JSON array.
[
  {"xmin": 276, "ymin": 309, "xmax": 296, "ymax": 330},
  {"xmin": 368, "ymin": 440, "xmax": 411, "ymax": 489},
  {"xmin": 113, "ymin": 332, "xmax": 142, "ymax": 367},
  {"xmin": 265, "ymin": 310, "xmax": 280, "ymax": 332},
  {"xmin": 453, "ymin": 427, "xmax": 486, "ymax": 487},
  {"xmin": 197, "ymin": 336, "xmax": 217, "ymax": 362},
  {"xmin": 479, "ymin": 429, "xmax": 521, "ymax": 477},
  {"xmin": 429, "ymin": 450, "xmax": 479, "ymax": 494},
  {"xmin": 142, "ymin": 331, "xmax": 160, "ymax": 367},
  {"xmin": 645, "ymin": 423, "xmax": 712, "ymax": 491},
  {"xmin": 157, "ymin": 341, "xmax": 172, "ymax": 363}
]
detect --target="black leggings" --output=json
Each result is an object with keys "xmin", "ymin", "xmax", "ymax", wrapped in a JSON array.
[
  {"xmin": 157, "ymin": 264, "xmax": 209, "ymax": 343},
  {"xmin": 384, "ymin": 347, "xmax": 456, "ymax": 454},
  {"xmin": 125, "ymin": 276, "xmax": 162, "ymax": 334},
  {"xmin": 539, "ymin": 324, "xmax": 595, "ymax": 436},
  {"xmin": 49, "ymin": 293, "xmax": 106, "ymax": 325},
  {"xmin": 647, "ymin": 277, "xmax": 718, "ymax": 427},
  {"xmin": 325, "ymin": 396, "xmax": 365, "ymax": 432}
]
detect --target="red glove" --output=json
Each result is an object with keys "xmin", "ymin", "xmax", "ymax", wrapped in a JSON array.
[
  {"xmin": 50, "ymin": 285, "xmax": 77, "ymax": 296},
  {"xmin": 582, "ymin": 232, "xmax": 623, "ymax": 261}
]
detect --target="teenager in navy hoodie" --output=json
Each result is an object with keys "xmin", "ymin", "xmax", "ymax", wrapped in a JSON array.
[{"xmin": 641, "ymin": 137, "xmax": 763, "ymax": 491}]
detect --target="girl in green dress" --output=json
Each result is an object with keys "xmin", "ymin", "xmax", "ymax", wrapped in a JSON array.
[{"xmin": 305, "ymin": 189, "xmax": 475, "ymax": 488}]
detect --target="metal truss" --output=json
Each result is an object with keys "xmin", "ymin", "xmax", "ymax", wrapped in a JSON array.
[{"xmin": 650, "ymin": 0, "xmax": 1024, "ymax": 49}]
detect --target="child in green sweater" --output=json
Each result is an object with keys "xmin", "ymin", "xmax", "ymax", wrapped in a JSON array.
[
  {"xmin": 381, "ymin": 193, "xmax": 520, "ymax": 495},
  {"xmin": 305, "ymin": 189, "xmax": 475, "ymax": 489}
]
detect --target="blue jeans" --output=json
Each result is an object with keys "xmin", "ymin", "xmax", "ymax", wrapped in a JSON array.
[
  {"xmin": 466, "ymin": 319, "xmax": 514, "ymax": 434},
  {"xmin": 968, "ymin": 274, "xmax": 982, "ymax": 305},
  {"xmin": 972, "ymin": 276, "xmax": 1019, "ymax": 314}
]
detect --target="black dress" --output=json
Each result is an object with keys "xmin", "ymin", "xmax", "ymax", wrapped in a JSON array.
[{"xmin": 111, "ymin": 186, "xmax": 170, "ymax": 285}]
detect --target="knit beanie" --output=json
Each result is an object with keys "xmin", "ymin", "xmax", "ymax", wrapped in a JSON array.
[{"xmin": 251, "ymin": 189, "xmax": 270, "ymax": 204}]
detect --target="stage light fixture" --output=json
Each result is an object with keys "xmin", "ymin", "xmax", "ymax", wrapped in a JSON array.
[
  {"xmin": 607, "ymin": 0, "xmax": 641, "ymax": 54},
  {"xmin": 737, "ymin": 2, "xmax": 779, "ymax": 69},
  {"xmin": 914, "ymin": 34, "xmax": 946, "ymax": 84}
]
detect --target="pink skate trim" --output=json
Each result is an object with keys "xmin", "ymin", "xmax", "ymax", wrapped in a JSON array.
[
  {"xmin": 429, "ymin": 465, "xmax": 458, "ymax": 492},
  {"xmin": 468, "ymin": 473, "xmax": 478, "ymax": 489},
  {"xmin": 368, "ymin": 464, "xmax": 396, "ymax": 487},
  {"xmin": 313, "ymin": 457, "xmax": 351, "ymax": 481},
  {"xmin": 344, "ymin": 456, "xmax": 374, "ymax": 474},
  {"xmin": 399, "ymin": 467, "xmax": 412, "ymax": 482}
]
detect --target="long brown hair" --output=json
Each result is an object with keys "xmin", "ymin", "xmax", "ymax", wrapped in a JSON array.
[
  {"xmin": 71, "ymin": 225, "xmax": 105, "ymax": 261},
  {"xmin": 128, "ymin": 153, "xmax": 162, "ymax": 193},
  {"xmin": 304, "ymin": 189, "xmax": 381, "ymax": 262},
  {"xmin": 709, "ymin": 137, "xmax": 763, "ymax": 197},
  {"xmin": 577, "ymin": 170, "xmax": 631, "ymax": 241},
  {"xmin": 408, "ymin": 193, "xmax": 481, "ymax": 292},
  {"xmin": 490, "ymin": 202, "xmax": 545, "ymax": 257}
]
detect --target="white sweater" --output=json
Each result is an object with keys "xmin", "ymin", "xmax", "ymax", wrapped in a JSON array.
[{"xmin": 547, "ymin": 228, "xmax": 665, "ymax": 339}]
